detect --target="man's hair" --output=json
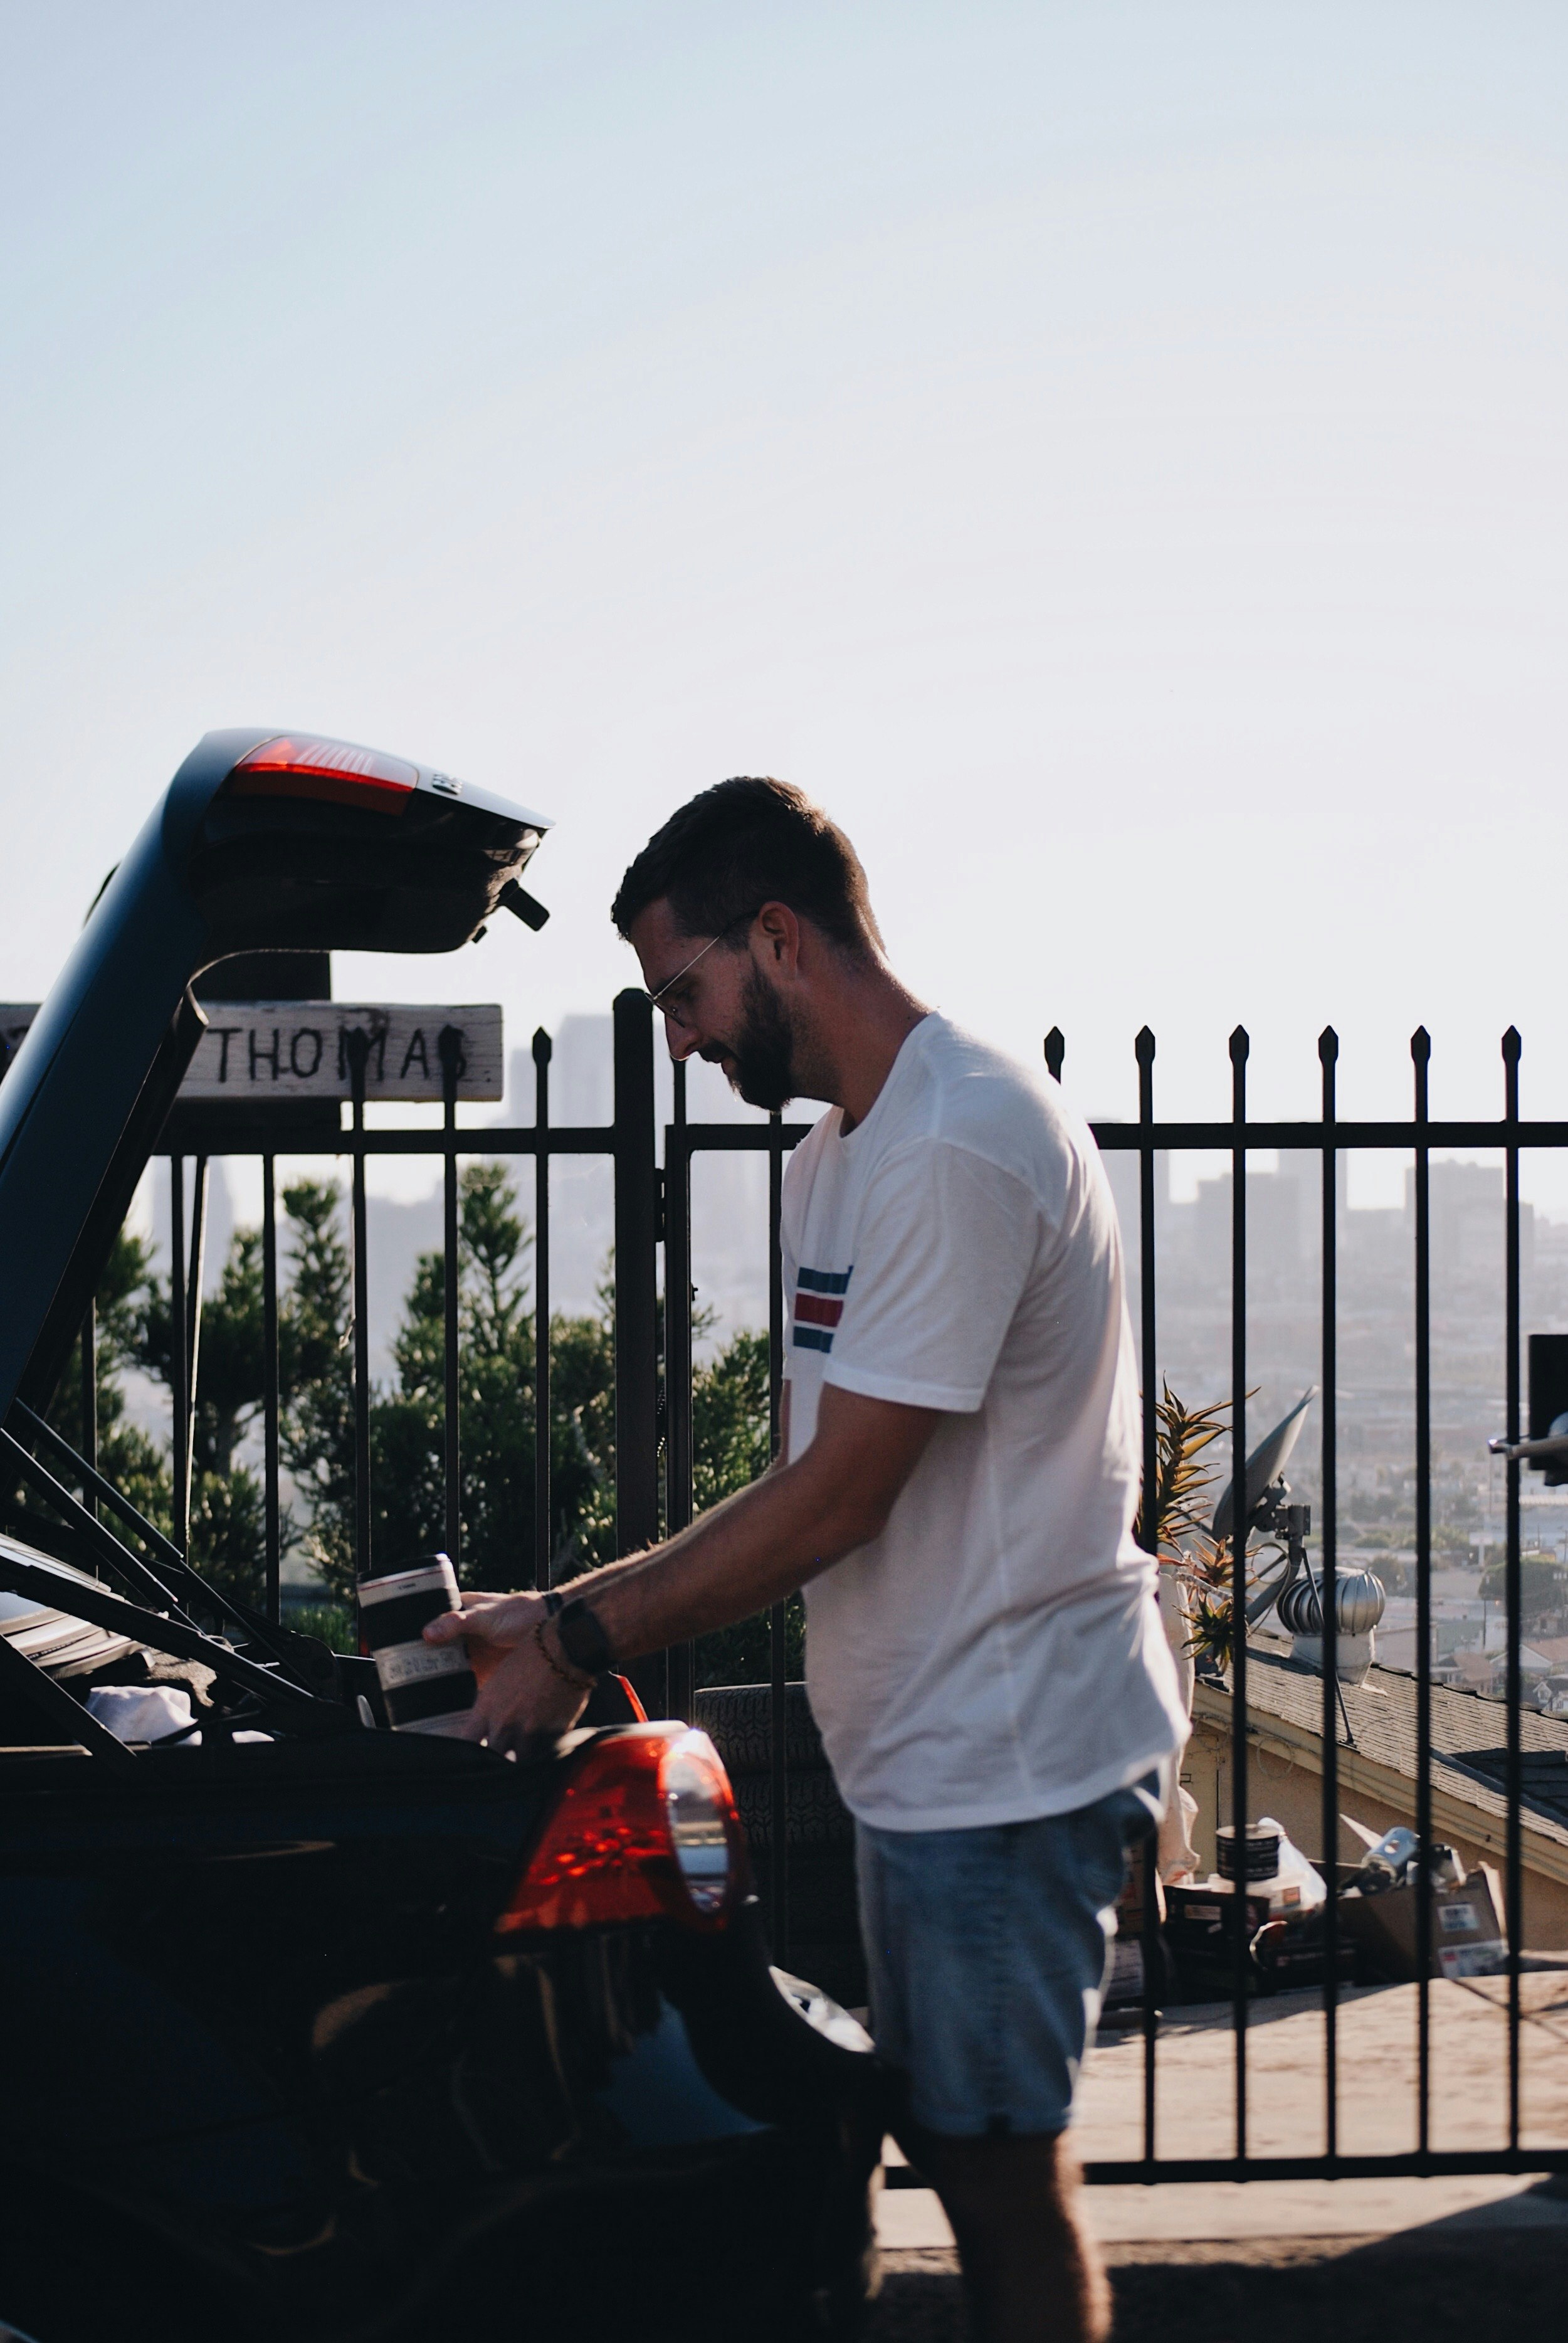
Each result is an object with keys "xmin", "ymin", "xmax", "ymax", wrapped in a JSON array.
[{"xmin": 611, "ymin": 777, "xmax": 882, "ymax": 952}]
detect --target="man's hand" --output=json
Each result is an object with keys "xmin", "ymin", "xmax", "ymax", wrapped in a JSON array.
[
  {"xmin": 420, "ymin": 1385, "xmax": 941, "ymax": 1755},
  {"xmin": 424, "ymin": 1590, "xmax": 540, "ymax": 1687},
  {"xmin": 423, "ymin": 1590, "xmax": 590, "ymax": 1752}
]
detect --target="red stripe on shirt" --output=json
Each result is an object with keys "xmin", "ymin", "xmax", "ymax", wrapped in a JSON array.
[{"xmin": 794, "ymin": 1291, "xmax": 845, "ymax": 1328}]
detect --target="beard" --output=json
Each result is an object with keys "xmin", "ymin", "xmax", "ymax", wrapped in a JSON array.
[{"xmin": 702, "ymin": 963, "xmax": 797, "ymax": 1111}]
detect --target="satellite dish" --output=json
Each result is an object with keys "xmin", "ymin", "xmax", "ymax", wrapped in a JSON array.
[{"xmin": 1211, "ymin": 1388, "xmax": 1318, "ymax": 1542}]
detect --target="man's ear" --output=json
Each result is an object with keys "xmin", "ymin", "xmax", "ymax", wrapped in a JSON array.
[{"xmin": 752, "ymin": 901, "xmax": 802, "ymax": 975}]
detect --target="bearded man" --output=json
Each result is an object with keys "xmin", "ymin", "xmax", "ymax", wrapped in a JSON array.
[{"xmin": 424, "ymin": 778, "xmax": 1186, "ymax": 2343}]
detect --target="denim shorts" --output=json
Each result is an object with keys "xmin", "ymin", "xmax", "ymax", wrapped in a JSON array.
[{"xmin": 856, "ymin": 1774, "xmax": 1160, "ymax": 2139}]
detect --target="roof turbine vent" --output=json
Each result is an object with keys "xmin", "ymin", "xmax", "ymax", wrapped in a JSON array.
[{"xmin": 1278, "ymin": 1565, "xmax": 1386, "ymax": 1685}]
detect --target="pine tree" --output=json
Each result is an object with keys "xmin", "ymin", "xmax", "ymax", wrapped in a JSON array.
[
  {"xmin": 688, "ymin": 1328, "xmax": 804, "ymax": 1685},
  {"xmin": 43, "ymin": 1227, "xmax": 172, "ymax": 1538},
  {"xmin": 275, "ymin": 1163, "xmax": 777, "ymax": 1631},
  {"xmin": 276, "ymin": 1179, "xmax": 359, "ymax": 1596},
  {"xmin": 135, "ymin": 1225, "xmax": 278, "ymax": 1601},
  {"xmin": 364, "ymin": 1163, "xmax": 620, "ymax": 1590},
  {"xmin": 39, "ymin": 1163, "xmax": 784, "ymax": 1680}
]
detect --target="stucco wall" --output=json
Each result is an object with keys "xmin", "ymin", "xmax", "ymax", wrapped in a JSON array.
[{"xmin": 1186, "ymin": 1713, "xmax": 1568, "ymax": 1949}]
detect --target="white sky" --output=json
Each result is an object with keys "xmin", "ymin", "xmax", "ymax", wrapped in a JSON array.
[{"xmin": 5, "ymin": 3, "xmax": 1568, "ymax": 1212}]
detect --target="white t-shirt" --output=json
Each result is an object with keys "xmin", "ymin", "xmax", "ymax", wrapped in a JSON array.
[{"xmin": 782, "ymin": 1013, "xmax": 1187, "ymax": 1833}]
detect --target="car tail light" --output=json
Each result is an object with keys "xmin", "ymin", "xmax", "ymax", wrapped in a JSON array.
[
  {"xmin": 224, "ymin": 735, "xmax": 418, "ymax": 815},
  {"xmin": 497, "ymin": 1725, "xmax": 746, "ymax": 1935}
]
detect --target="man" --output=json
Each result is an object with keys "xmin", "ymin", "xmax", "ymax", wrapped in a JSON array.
[{"xmin": 424, "ymin": 778, "xmax": 1187, "ymax": 2343}]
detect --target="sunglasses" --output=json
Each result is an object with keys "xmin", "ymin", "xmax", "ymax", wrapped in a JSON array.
[{"xmin": 640, "ymin": 918, "xmax": 751, "ymax": 1030}]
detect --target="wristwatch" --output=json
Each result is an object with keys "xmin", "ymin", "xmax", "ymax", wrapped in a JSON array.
[{"xmin": 555, "ymin": 1597, "xmax": 614, "ymax": 1679}]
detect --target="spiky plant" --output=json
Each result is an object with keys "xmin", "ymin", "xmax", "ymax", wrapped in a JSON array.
[
  {"xmin": 1138, "ymin": 1382, "xmax": 1271, "ymax": 1673},
  {"xmin": 1179, "ymin": 1535, "xmax": 1251, "ymax": 1673},
  {"xmin": 1135, "ymin": 1383, "xmax": 1230, "ymax": 1553}
]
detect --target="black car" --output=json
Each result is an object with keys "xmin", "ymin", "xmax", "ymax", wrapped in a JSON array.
[{"xmin": 0, "ymin": 732, "xmax": 883, "ymax": 2343}]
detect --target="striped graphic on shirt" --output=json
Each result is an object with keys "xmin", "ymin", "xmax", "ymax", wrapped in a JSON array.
[{"xmin": 793, "ymin": 1264, "xmax": 852, "ymax": 1353}]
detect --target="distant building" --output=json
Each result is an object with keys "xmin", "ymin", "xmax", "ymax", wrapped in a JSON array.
[
  {"xmin": 1404, "ymin": 1158, "xmax": 1535, "ymax": 1283},
  {"xmin": 505, "ymin": 1013, "xmax": 780, "ymax": 1335},
  {"xmin": 1441, "ymin": 1648, "xmax": 1505, "ymax": 1696},
  {"xmin": 1192, "ymin": 1166, "xmax": 1303, "ymax": 1290}
]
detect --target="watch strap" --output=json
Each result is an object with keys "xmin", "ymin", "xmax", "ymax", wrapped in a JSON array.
[{"xmin": 556, "ymin": 1598, "xmax": 614, "ymax": 1679}]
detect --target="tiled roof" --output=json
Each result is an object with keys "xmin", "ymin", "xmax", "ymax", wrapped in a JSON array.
[{"xmin": 1199, "ymin": 1640, "xmax": 1568, "ymax": 1857}]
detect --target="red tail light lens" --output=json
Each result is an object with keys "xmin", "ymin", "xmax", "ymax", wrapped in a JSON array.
[
  {"xmin": 226, "ymin": 735, "xmax": 418, "ymax": 815},
  {"xmin": 497, "ymin": 1726, "xmax": 745, "ymax": 1934}
]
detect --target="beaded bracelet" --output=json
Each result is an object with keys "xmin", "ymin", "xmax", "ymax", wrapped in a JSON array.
[{"xmin": 534, "ymin": 1617, "xmax": 595, "ymax": 1695}]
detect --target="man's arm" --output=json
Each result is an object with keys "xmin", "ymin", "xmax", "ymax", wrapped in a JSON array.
[{"xmin": 424, "ymin": 1383, "xmax": 939, "ymax": 1750}]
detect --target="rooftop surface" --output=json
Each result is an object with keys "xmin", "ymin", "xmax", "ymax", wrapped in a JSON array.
[
  {"xmin": 1196, "ymin": 1642, "xmax": 1568, "ymax": 1854},
  {"xmin": 880, "ymin": 1974, "xmax": 1568, "ymax": 2256}
]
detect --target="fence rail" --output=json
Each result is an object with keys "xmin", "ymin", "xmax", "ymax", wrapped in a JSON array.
[{"xmin": 130, "ymin": 997, "xmax": 1567, "ymax": 2184}]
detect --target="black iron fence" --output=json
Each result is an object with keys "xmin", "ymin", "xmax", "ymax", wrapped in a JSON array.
[{"xmin": 124, "ymin": 995, "xmax": 1568, "ymax": 2185}]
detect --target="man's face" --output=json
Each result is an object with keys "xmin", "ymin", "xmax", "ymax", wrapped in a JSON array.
[{"xmin": 628, "ymin": 900, "xmax": 798, "ymax": 1111}]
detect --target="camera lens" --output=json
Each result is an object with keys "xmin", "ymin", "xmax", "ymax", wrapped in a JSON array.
[{"xmin": 358, "ymin": 1553, "xmax": 477, "ymax": 1735}]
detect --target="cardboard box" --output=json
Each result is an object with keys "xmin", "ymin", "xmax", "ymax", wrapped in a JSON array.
[
  {"xmin": 1340, "ymin": 1865, "xmax": 1507, "ymax": 1982},
  {"xmin": 1163, "ymin": 1881, "xmax": 1359, "ymax": 1994},
  {"xmin": 1164, "ymin": 1881, "xmax": 1273, "ymax": 1996},
  {"xmin": 1105, "ymin": 1859, "xmax": 1171, "ymax": 2018},
  {"xmin": 1250, "ymin": 1908, "xmax": 1360, "ymax": 1990},
  {"xmin": 1434, "ymin": 1869, "xmax": 1508, "ymax": 1978},
  {"xmin": 1115, "ymin": 1851, "xmax": 1166, "ymax": 1935}
]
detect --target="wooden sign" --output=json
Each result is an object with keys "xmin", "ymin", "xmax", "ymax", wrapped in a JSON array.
[{"xmin": 0, "ymin": 1003, "xmax": 503, "ymax": 1103}]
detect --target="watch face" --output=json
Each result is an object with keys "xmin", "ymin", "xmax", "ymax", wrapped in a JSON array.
[{"xmin": 558, "ymin": 1602, "xmax": 612, "ymax": 1676}]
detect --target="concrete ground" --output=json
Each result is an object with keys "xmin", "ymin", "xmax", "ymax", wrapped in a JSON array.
[
  {"xmin": 868, "ymin": 2215, "xmax": 1568, "ymax": 2343},
  {"xmin": 868, "ymin": 1975, "xmax": 1568, "ymax": 2337}
]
